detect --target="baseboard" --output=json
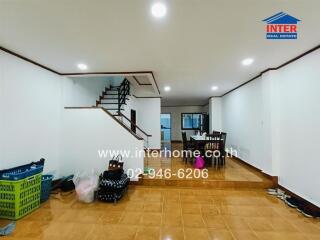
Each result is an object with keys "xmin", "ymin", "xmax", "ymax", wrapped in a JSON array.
[
  {"xmin": 230, "ymin": 155, "xmax": 278, "ymax": 185},
  {"xmin": 129, "ymin": 174, "xmax": 143, "ymax": 185},
  {"xmin": 278, "ymin": 185, "xmax": 320, "ymax": 212},
  {"xmin": 231, "ymin": 155, "xmax": 320, "ymax": 211}
]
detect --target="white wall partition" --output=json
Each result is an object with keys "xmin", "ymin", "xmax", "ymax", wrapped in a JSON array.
[
  {"xmin": 221, "ymin": 49, "xmax": 320, "ymax": 207},
  {"xmin": 61, "ymin": 108, "xmax": 144, "ymax": 180},
  {"xmin": 209, "ymin": 97, "xmax": 222, "ymax": 133},
  {"xmin": 137, "ymin": 98, "xmax": 161, "ymax": 149},
  {"xmin": 0, "ymin": 51, "xmax": 146, "ymax": 180},
  {"xmin": 0, "ymin": 51, "xmax": 62, "ymax": 175}
]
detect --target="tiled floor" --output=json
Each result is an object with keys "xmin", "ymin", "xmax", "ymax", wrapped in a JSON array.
[
  {"xmin": 1, "ymin": 143, "xmax": 318, "ymax": 239},
  {"xmin": 143, "ymin": 143, "xmax": 273, "ymax": 188},
  {"xmin": 1, "ymin": 187, "xmax": 320, "ymax": 239}
]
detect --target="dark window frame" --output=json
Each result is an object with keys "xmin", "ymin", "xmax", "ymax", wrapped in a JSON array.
[{"xmin": 181, "ymin": 112, "xmax": 203, "ymax": 130}]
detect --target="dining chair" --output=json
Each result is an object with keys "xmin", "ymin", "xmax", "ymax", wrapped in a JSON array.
[
  {"xmin": 182, "ymin": 132, "xmax": 195, "ymax": 163},
  {"xmin": 219, "ymin": 132, "xmax": 227, "ymax": 167},
  {"xmin": 205, "ymin": 133, "xmax": 221, "ymax": 168}
]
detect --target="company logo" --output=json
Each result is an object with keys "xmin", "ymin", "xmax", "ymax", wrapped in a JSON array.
[{"xmin": 262, "ymin": 12, "xmax": 301, "ymax": 39}]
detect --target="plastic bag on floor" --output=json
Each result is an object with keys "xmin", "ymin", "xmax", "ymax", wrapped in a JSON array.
[
  {"xmin": 194, "ymin": 155, "xmax": 205, "ymax": 169},
  {"xmin": 73, "ymin": 170, "xmax": 99, "ymax": 203}
]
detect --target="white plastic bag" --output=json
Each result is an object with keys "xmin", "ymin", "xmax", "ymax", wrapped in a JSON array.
[{"xmin": 73, "ymin": 170, "xmax": 99, "ymax": 203}]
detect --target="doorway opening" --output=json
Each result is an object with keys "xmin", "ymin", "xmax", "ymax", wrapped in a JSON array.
[{"xmin": 161, "ymin": 113, "xmax": 171, "ymax": 144}]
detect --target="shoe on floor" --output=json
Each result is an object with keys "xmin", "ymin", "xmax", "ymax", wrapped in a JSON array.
[
  {"xmin": 267, "ymin": 188, "xmax": 278, "ymax": 195},
  {"xmin": 297, "ymin": 205, "xmax": 320, "ymax": 218},
  {"xmin": 285, "ymin": 196, "xmax": 303, "ymax": 208},
  {"xmin": 0, "ymin": 222, "xmax": 16, "ymax": 236}
]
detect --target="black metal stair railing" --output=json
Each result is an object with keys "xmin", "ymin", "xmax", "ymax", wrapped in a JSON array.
[{"xmin": 117, "ymin": 78, "xmax": 130, "ymax": 114}]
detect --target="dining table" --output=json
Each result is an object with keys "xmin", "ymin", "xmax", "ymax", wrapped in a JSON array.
[{"xmin": 190, "ymin": 134, "xmax": 222, "ymax": 153}]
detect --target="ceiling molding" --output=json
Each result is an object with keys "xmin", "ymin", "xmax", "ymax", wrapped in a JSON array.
[
  {"xmin": 0, "ymin": 46, "xmax": 60, "ymax": 75},
  {"xmin": 133, "ymin": 76, "xmax": 152, "ymax": 86},
  {"xmin": 1, "ymin": 44, "xmax": 319, "ymax": 100},
  {"xmin": 221, "ymin": 44, "xmax": 320, "ymax": 97},
  {"xmin": 162, "ymin": 104, "xmax": 208, "ymax": 107},
  {"xmin": 0, "ymin": 45, "xmax": 161, "ymax": 94},
  {"xmin": 132, "ymin": 95, "xmax": 162, "ymax": 99}
]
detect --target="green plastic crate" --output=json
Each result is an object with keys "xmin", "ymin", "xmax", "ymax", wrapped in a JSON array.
[{"xmin": 0, "ymin": 173, "xmax": 42, "ymax": 220}]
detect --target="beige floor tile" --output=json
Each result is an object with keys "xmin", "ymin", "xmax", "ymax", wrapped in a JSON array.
[
  {"xmin": 207, "ymin": 229, "xmax": 235, "ymax": 240},
  {"xmin": 181, "ymin": 203, "xmax": 201, "ymax": 214},
  {"xmin": 223, "ymin": 216, "xmax": 250, "ymax": 230},
  {"xmin": 144, "ymin": 202, "xmax": 163, "ymax": 213},
  {"xmin": 230, "ymin": 230, "xmax": 259, "ymax": 240},
  {"xmin": 184, "ymin": 227, "xmax": 210, "ymax": 240},
  {"xmin": 140, "ymin": 213, "xmax": 162, "ymax": 226},
  {"xmin": 203, "ymin": 215, "xmax": 227, "ymax": 229},
  {"xmin": 98, "ymin": 211, "xmax": 123, "ymax": 224},
  {"xmin": 120, "ymin": 212, "xmax": 143, "ymax": 225},
  {"xmin": 160, "ymin": 227, "xmax": 184, "ymax": 240},
  {"xmin": 135, "ymin": 226, "xmax": 160, "ymax": 240},
  {"xmin": 162, "ymin": 213, "xmax": 183, "ymax": 227},
  {"xmin": 244, "ymin": 217, "xmax": 274, "ymax": 231},
  {"xmin": 182, "ymin": 214, "xmax": 205, "ymax": 228}
]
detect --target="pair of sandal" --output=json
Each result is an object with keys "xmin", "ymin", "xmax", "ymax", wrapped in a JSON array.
[
  {"xmin": 268, "ymin": 188, "xmax": 320, "ymax": 218},
  {"xmin": 0, "ymin": 222, "xmax": 16, "ymax": 236}
]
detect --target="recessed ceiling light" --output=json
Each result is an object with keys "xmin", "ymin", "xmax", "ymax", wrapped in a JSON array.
[
  {"xmin": 242, "ymin": 58, "xmax": 254, "ymax": 66},
  {"xmin": 164, "ymin": 86, "xmax": 171, "ymax": 92},
  {"xmin": 211, "ymin": 86, "xmax": 219, "ymax": 91},
  {"xmin": 77, "ymin": 63, "xmax": 88, "ymax": 70},
  {"xmin": 151, "ymin": 2, "xmax": 167, "ymax": 18}
]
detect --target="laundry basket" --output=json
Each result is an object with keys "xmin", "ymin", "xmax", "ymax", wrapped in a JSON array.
[
  {"xmin": 0, "ymin": 173, "xmax": 42, "ymax": 220},
  {"xmin": 0, "ymin": 159, "xmax": 44, "ymax": 220},
  {"xmin": 41, "ymin": 174, "xmax": 53, "ymax": 203}
]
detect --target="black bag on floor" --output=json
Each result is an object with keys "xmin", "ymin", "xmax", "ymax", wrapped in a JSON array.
[
  {"xmin": 102, "ymin": 169, "xmax": 124, "ymax": 181},
  {"xmin": 97, "ymin": 173, "xmax": 129, "ymax": 203}
]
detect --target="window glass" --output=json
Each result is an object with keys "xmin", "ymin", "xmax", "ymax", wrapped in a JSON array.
[{"xmin": 182, "ymin": 113, "xmax": 202, "ymax": 130}]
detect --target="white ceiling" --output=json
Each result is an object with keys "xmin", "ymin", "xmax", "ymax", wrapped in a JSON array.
[{"xmin": 0, "ymin": 0, "xmax": 319, "ymax": 106}]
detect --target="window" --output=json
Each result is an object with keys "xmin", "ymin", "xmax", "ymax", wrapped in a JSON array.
[{"xmin": 181, "ymin": 113, "xmax": 202, "ymax": 130}]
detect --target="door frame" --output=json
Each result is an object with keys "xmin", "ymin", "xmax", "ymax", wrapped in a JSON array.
[{"xmin": 130, "ymin": 109, "xmax": 137, "ymax": 133}]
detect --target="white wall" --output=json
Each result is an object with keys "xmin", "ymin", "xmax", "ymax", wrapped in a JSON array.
[
  {"xmin": 161, "ymin": 105, "xmax": 208, "ymax": 141},
  {"xmin": 63, "ymin": 76, "xmax": 111, "ymax": 107},
  {"xmin": 0, "ymin": 51, "xmax": 145, "ymax": 180},
  {"xmin": 209, "ymin": 97, "xmax": 222, "ymax": 132},
  {"xmin": 137, "ymin": 98, "xmax": 161, "ymax": 149},
  {"xmin": 0, "ymin": 51, "xmax": 62, "ymax": 175},
  {"xmin": 61, "ymin": 108, "xmax": 144, "ymax": 180},
  {"xmin": 123, "ymin": 96, "xmax": 161, "ymax": 149},
  {"xmin": 222, "ymin": 75, "xmax": 272, "ymax": 174},
  {"xmin": 221, "ymin": 49, "xmax": 320, "ymax": 207}
]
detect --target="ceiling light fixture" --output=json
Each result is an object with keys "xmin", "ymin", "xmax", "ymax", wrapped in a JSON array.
[
  {"xmin": 164, "ymin": 86, "xmax": 171, "ymax": 92},
  {"xmin": 242, "ymin": 58, "xmax": 254, "ymax": 66},
  {"xmin": 211, "ymin": 86, "xmax": 219, "ymax": 91},
  {"xmin": 77, "ymin": 63, "xmax": 88, "ymax": 70},
  {"xmin": 151, "ymin": 2, "xmax": 167, "ymax": 18}
]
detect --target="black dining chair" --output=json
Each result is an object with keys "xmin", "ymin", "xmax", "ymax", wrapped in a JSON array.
[
  {"xmin": 182, "ymin": 132, "xmax": 195, "ymax": 163},
  {"xmin": 219, "ymin": 132, "xmax": 227, "ymax": 167},
  {"xmin": 204, "ymin": 133, "xmax": 221, "ymax": 167}
]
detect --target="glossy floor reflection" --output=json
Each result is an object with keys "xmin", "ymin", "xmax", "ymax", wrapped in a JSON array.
[
  {"xmin": 143, "ymin": 143, "xmax": 273, "ymax": 188},
  {"xmin": 1, "ymin": 187, "xmax": 320, "ymax": 240}
]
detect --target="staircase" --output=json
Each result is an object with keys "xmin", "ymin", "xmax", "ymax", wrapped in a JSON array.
[
  {"xmin": 95, "ymin": 78, "xmax": 152, "ymax": 148},
  {"xmin": 96, "ymin": 78, "xmax": 130, "ymax": 115}
]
